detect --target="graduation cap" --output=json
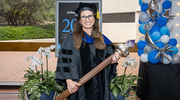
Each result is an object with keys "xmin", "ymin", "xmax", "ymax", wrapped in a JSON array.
[{"xmin": 74, "ymin": 2, "xmax": 101, "ymax": 19}]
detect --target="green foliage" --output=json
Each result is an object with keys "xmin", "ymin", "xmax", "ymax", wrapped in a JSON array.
[
  {"xmin": 0, "ymin": 0, "xmax": 55, "ymax": 26},
  {"xmin": 18, "ymin": 69, "xmax": 65, "ymax": 100},
  {"xmin": 110, "ymin": 72, "xmax": 141, "ymax": 99},
  {"xmin": 0, "ymin": 23, "xmax": 55, "ymax": 40}
]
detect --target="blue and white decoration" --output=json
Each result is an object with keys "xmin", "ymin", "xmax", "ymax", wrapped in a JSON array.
[{"xmin": 138, "ymin": 0, "xmax": 180, "ymax": 64}]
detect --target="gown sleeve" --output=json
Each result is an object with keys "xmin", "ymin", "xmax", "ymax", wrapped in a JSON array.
[
  {"xmin": 55, "ymin": 35, "xmax": 79, "ymax": 87},
  {"xmin": 106, "ymin": 43, "xmax": 118, "ymax": 81}
]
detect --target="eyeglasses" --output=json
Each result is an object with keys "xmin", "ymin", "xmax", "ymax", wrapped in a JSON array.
[{"xmin": 80, "ymin": 15, "xmax": 94, "ymax": 21}]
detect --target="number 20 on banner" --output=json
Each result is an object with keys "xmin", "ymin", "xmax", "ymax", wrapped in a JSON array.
[{"xmin": 62, "ymin": 19, "xmax": 77, "ymax": 32}]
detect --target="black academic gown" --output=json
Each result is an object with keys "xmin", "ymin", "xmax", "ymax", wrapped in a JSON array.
[{"xmin": 55, "ymin": 33, "xmax": 117, "ymax": 100}]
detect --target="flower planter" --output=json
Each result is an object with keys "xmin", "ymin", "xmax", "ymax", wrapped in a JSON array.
[
  {"xmin": 110, "ymin": 91, "xmax": 129, "ymax": 100},
  {"xmin": 27, "ymin": 90, "xmax": 55, "ymax": 100}
]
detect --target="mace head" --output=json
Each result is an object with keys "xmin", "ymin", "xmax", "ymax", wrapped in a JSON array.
[{"xmin": 116, "ymin": 44, "xmax": 129, "ymax": 57}]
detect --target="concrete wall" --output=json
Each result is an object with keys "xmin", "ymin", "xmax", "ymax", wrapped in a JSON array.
[{"xmin": 102, "ymin": 0, "xmax": 141, "ymax": 43}]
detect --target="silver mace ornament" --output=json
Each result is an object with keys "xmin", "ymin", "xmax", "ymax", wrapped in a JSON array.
[
  {"xmin": 148, "ymin": 0, "xmax": 159, "ymax": 21},
  {"xmin": 145, "ymin": 30, "xmax": 174, "ymax": 63}
]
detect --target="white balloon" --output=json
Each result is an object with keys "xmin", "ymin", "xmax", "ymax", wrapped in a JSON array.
[
  {"xmin": 141, "ymin": 0, "xmax": 151, "ymax": 3},
  {"xmin": 139, "ymin": 12, "xmax": 150, "ymax": 23},
  {"xmin": 166, "ymin": 22, "xmax": 173, "ymax": 32},
  {"xmin": 157, "ymin": 3, "xmax": 162, "ymax": 14},
  {"xmin": 140, "ymin": 53, "xmax": 149, "ymax": 63},
  {"xmin": 161, "ymin": 54, "xmax": 172, "ymax": 64},
  {"xmin": 160, "ymin": 35, "xmax": 170, "ymax": 44}
]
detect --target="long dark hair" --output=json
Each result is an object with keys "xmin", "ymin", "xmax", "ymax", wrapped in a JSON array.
[{"xmin": 72, "ymin": 14, "xmax": 105, "ymax": 50}]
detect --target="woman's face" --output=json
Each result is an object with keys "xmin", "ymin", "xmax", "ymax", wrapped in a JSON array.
[{"xmin": 80, "ymin": 10, "xmax": 95, "ymax": 30}]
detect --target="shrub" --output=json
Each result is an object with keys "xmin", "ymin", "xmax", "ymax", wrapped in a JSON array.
[{"xmin": 0, "ymin": 23, "xmax": 55, "ymax": 40}]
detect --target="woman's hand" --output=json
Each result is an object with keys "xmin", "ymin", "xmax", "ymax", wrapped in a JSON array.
[
  {"xmin": 66, "ymin": 79, "xmax": 81, "ymax": 94},
  {"xmin": 111, "ymin": 52, "xmax": 121, "ymax": 64}
]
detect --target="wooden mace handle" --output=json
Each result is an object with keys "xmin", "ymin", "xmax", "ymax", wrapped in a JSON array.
[{"xmin": 54, "ymin": 54, "xmax": 114, "ymax": 100}]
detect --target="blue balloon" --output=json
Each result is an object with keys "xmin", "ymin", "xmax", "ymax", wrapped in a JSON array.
[
  {"xmin": 162, "ymin": 0, "xmax": 172, "ymax": 9},
  {"xmin": 148, "ymin": 51, "xmax": 161, "ymax": 64},
  {"xmin": 156, "ymin": 42, "xmax": 165, "ymax": 48},
  {"xmin": 150, "ymin": 25, "xmax": 160, "ymax": 33},
  {"xmin": 138, "ymin": 49, "xmax": 144, "ymax": 56},
  {"xmin": 139, "ymin": 19, "xmax": 142, "ymax": 24},
  {"xmin": 160, "ymin": 26, "xmax": 169, "ymax": 35},
  {"xmin": 170, "ymin": 47, "xmax": 178, "ymax": 54},
  {"xmin": 157, "ymin": 17, "xmax": 167, "ymax": 27},
  {"xmin": 139, "ymin": 23, "xmax": 146, "ymax": 34},
  {"xmin": 141, "ymin": 4, "xmax": 148, "ymax": 11},
  {"xmin": 139, "ymin": 0, "xmax": 143, "ymax": 6},
  {"xmin": 137, "ymin": 40, "xmax": 146, "ymax": 49},
  {"xmin": 152, "ymin": 31, "xmax": 161, "ymax": 41},
  {"xmin": 168, "ymin": 38, "xmax": 177, "ymax": 46}
]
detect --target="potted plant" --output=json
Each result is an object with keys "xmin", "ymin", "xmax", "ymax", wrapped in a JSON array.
[
  {"xmin": 110, "ymin": 56, "xmax": 141, "ymax": 100},
  {"xmin": 18, "ymin": 45, "xmax": 65, "ymax": 100}
]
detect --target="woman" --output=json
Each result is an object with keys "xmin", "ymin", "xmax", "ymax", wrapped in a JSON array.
[{"xmin": 55, "ymin": 2, "xmax": 120, "ymax": 100}]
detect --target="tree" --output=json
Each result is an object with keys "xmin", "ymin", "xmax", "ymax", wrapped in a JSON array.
[{"xmin": 0, "ymin": 0, "xmax": 55, "ymax": 26}]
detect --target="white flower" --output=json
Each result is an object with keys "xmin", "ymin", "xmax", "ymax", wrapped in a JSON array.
[
  {"xmin": 50, "ymin": 45, "xmax": 55, "ymax": 50},
  {"xmin": 37, "ymin": 47, "xmax": 44, "ymax": 55},
  {"xmin": 122, "ymin": 55, "xmax": 138, "ymax": 68},
  {"xmin": 44, "ymin": 47, "xmax": 51, "ymax": 58}
]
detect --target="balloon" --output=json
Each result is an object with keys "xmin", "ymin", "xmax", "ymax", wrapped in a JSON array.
[
  {"xmin": 161, "ymin": 54, "xmax": 172, "ymax": 64},
  {"xmin": 157, "ymin": 17, "xmax": 167, "ymax": 27},
  {"xmin": 139, "ymin": 36, "xmax": 145, "ymax": 41},
  {"xmin": 155, "ymin": 42, "xmax": 165, "ymax": 48},
  {"xmin": 140, "ymin": 53, "xmax": 149, "ymax": 63},
  {"xmin": 166, "ymin": 22, "xmax": 173, "ymax": 31},
  {"xmin": 144, "ymin": 45, "xmax": 153, "ymax": 54},
  {"xmin": 152, "ymin": 31, "xmax": 161, "ymax": 41},
  {"xmin": 160, "ymin": 26, "xmax": 169, "ymax": 35},
  {"xmin": 148, "ymin": 0, "xmax": 158, "ymax": 20},
  {"xmin": 162, "ymin": 0, "xmax": 172, "ymax": 9},
  {"xmin": 142, "ymin": 0, "xmax": 151, "ymax": 3},
  {"xmin": 148, "ymin": 51, "xmax": 160, "ymax": 64},
  {"xmin": 157, "ymin": 3, "xmax": 162, "ymax": 14},
  {"xmin": 137, "ymin": 40, "xmax": 146, "ymax": 49},
  {"xmin": 156, "ymin": 0, "xmax": 162, "ymax": 3},
  {"xmin": 172, "ymin": 55, "xmax": 180, "ymax": 64},
  {"xmin": 170, "ymin": 47, "xmax": 178, "ymax": 55},
  {"xmin": 139, "ymin": 23, "xmax": 146, "ymax": 34},
  {"xmin": 144, "ymin": 23, "xmax": 152, "ymax": 31},
  {"xmin": 168, "ymin": 38, "xmax": 177, "ymax": 46},
  {"xmin": 141, "ymin": 4, "xmax": 149, "ymax": 11},
  {"xmin": 138, "ymin": 49, "xmax": 145, "ymax": 56},
  {"xmin": 160, "ymin": 35, "xmax": 169, "ymax": 43},
  {"xmin": 139, "ymin": 12, "xmax": 150, "ymax": 23},
  {"xmin": 139, "ymin": 0, "xmax": 143, "ymax": 6},
  {"xmin": 139, "ymin": 19, "xmax": 142, "ymax": 24},
  {"xmin": 150, "ymin": 25, "xmax": 160, "ymax": 33}
]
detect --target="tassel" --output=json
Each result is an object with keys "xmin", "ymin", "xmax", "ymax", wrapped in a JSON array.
[{"xmin": 96, "ymin": 9, "xmax": 101, "ymax": 19}]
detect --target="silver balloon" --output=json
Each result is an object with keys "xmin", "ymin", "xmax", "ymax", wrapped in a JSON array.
[
  {"xmin": 162, "ymin": 9, "xmax": 175, "ymax": 19},
  {"xmin": 148, "ymin": 0, "xmax": 158, "ymax": 20},
  {"xmin": 144, "ymin": 45, "xmax": 153, "ymax": 54},
  {"xmin": 139, "ymin": 36, "xmax": 145, "ymax": 41},
  {"xmin": 144, "ymin": 23, "xmax": 152, "ymax": 31},
  {"xmin": 157, "ymin": 3, "xmax": 162, "ymax": 14},
  {"xmin": 171, "ymin": 55, "xmax": 180, "ymax": 64},
  {"xmin": 139, "ymin": 12, "xmax": 150, "ymax": 23}
]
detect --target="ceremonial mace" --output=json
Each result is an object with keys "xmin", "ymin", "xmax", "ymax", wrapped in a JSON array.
[{"xmin": 54, "ymin": 42, "xmax": 133, "ymax": 100}]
